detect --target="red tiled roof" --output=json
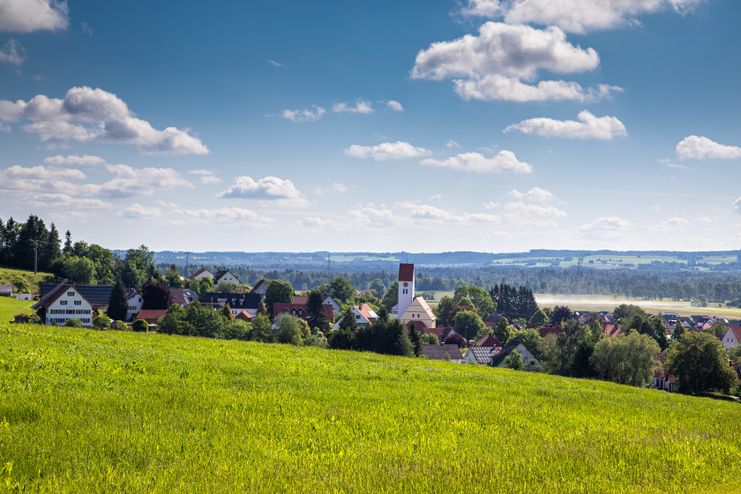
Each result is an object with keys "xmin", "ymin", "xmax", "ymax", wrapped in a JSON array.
[
  {"xmin": 236, "ymin": 310, "xmax": 253, "ymax": 321},
  {"xmin": 273, "ymin": 302, "xmax": 333, "ymax": 321},
  {"xmin": 398, "ymin": 263, "xmax": 414, "ymax": 282},
  {"xmin": 539, "ymin": 324, "xmax": 563, "ymax": 338},
  {"xmin": 601, "ymin": 323, "xmax": 621, "ymax": 337},
  {"xmin": 136, "ymin": 309, "xmax": 167, "ymax": 323},
  {"xmin": 729, "ymin": 325, "xmax": 741, "ymax": 341},
  {"xmin": 357, "ymin": 303, "xmax": 378, "ymax": 323},
  {"xmin": 190, "ymin": 268, "xmax": 210, "ymax": 279},
  {"xmin": 293, "ymin": 296, "xmax": 308, "ymax": 305},
  {"xmin": 476, "ymin": 334, "xmax": 502, "ymax": 347}
]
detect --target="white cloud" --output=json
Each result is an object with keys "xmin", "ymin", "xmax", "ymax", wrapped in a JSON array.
[
  {"xmin": 412, "ymin": 22, "xmax": 616, "ymax": 102},
  {"xmin": 332, "ymin": 99, "xmax": 374, "ymax": 114},
  {"xmin": 505, "ymin": 110, "xmax": 627, "ymax": 140},
  {"xmin": 0, "ymin": 39, "xmax": 24, "ymax": 65},
  {"xmin": 658, "ymin": 217, "xmax": 689, "ymax": 230},
  {"xmin": 280, "ymin": 105, "xmax": 326, "ymax": 123},
  {"xmin": 0, "ymin": 87, "xmax": 208, "ymax": 154},
  {"xmin": 219, "ymin": 176, "xmax": 303, "ymax": 203},
  {"xmin": 314, "ymin": 182, "xmax": 348, "ymax": 194},
  {"xmin": 508, "ymin": 187, "xmax": 553, "ymax": 202},
  {"xmin": 386, "ymin": 100, "xmax": 404, "ymax": 112},
  {"xmin": 503, "ymin": 201, "xmax": 567, "ymax": 226},
  {"xmin": 268, "ymin": 59, "xmax": 283, "ymax": 67},
  {"xmin": 348, "ymin": 205, "xmax": 396, "ymax": 227},
  {"xmin": 0, "ymin": 0, "xmax": 69, "ymax": 32},
  {"xmin": 188, "ymin": 169, "xmax": 221, "ymax": 184},
  {"xmin": 120, "ymin": 203, "xmax": 272, "ymax": 228},
  {"xmin": 43, "ymin": 154, "xmax": 106, "ymax": 166},
  {"xmin": 446, "ymin": 140, "xmax": 461, "ymax": 149},
  {"xmin": 733, "ymin": 197, "xmax": 741, "ymax": 214},
  {"xmin": 345, "ymin": 141, "xmax": 431, "ymax": 161},
  {"xmin": 579, "ymin": 216, "xmax": 631, "ymax": 239},
  {"xmin": 420, "ymin": 150, "xmax": 532, "ymax": 174},
  {"xmin": 458, "ymin": 0, "xmax": 704, "ymax": 34},
  {"xmin": 398, "ymin": 201, "xmax": 502, "ymax": 224},
  {"xmin": 299, "ymin": 216, "xmax": 340, "ymax": 228},
  {"xmin": 675, "ymin": 135, "xmax": 741, "ymax": 160},
  {"xmin": 483, "ymin": 201, "xmax": 499, "ymax": 209}
]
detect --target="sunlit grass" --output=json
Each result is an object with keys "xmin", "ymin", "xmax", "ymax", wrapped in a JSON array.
[
  {"xmin": 1, "ymin": 325, "xmax": 739, "ymax": 493},
  {"xmin": 0, "ymin": 297, "xmax": 34, "ymax": 323}
]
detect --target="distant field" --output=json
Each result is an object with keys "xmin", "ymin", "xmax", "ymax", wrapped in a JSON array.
[
  {"xmin": 1, "ymin": 325, "xmax": 739, "ymax": 492},
  {"xmin": 0, "ymin": 266, "xmax": 53, "ymax": 294},
  {"xmin": 535, "ymin": 294, "xmax": 741, "ymax": 318},
  {"xmin": 0, "ymin": 296, "xmax": 34, "ymax": 322}
]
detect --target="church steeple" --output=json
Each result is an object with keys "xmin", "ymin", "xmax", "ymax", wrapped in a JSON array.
[{"xmin": 397, "ymin": 263, "xmax": 415, "ymax": 318}]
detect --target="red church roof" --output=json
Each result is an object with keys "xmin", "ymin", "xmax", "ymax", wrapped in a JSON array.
[{"xmin": 399, "ymin": 263, "xmax": 414, "ymax": 282}]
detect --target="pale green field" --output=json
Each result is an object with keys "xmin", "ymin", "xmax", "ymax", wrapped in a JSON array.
[
  {"xmin": 0, "ymin": 296, "xmax": 34, "ymax": 322},
  {"xmin": 535, "ymin": 294, "xmax": 741, "ymax": 318},
  {"xmin": 0, "ymin": 266, "xmax": 53, "ymax": 294},
  {"xmin": 1, "ymin": 325, "xmax": 740, "ymax": 493}
]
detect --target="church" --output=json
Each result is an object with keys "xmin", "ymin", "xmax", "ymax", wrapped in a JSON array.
[{"xmin": 392, "ymin": 263, "xmax": 436, "ymax": 331}]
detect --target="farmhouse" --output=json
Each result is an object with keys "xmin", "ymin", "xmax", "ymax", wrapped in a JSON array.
[{"xmin": 34, "ymin": 283, "xmax": 114, "ymax": 327}]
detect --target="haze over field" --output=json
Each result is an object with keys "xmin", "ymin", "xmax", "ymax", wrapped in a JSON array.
[{"xmin": 0, "ymin": 1, "xmax": 740, "ymax": 252}]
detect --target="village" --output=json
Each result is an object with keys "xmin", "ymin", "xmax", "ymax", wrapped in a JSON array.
[{"xmin": 4, "ymin": 261, "xmax": 738, "ymax": 396}]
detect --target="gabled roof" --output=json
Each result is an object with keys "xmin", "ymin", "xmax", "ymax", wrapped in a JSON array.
[
  {"xmin": 273, "ymin": 302, "xmax": 333, "ymax": 321},
  {"xmin": 236, "ymin": 310, "xmax": 253, "ymax": 321},
  {"xmin": 213, "ymin": 270, "xmax": 239, "ymax": 283},
  {"xmin": 36, "ymin": 283, "xmax": 114, "ymax": 310},
  {"xmin": 402, "ymin": 297, "xmax": 436, "ymax": 321},
  {"xmin": 398, "ymin": 263, "xmax": 414, "ymax": 282},
  {"xmin": 251, "ymin": 279, "xmax": 268, "ymax": 294},
  {"xmin": 490, "ymin": 342, "xmax": 538, "ymax": 367},
  {"xmin": 200, "ymin": 292, "xmax": 262, "ymax": 310},
  {"xmin": 123, "ymin": 288, "xmax": 140, "ymax": 300},
  {"xmin": 476, "ymin": 334, "xmax": 502, "ymax": 347},
  {"xmin": 356, "ymin": 303, "xmax": 378, "ymax": 324},
  {"xmin": 189, "ymin": 268, "xmax": 212, "ymax": 279},
  {"xmin": 170, "ymin": 288, "xmax": 199, "ymax": 307},
  {"xmin": 726, "ymin": 325, "xmax": 741, "ymax": 341},
  {"xmin": 420, "ymin": 344, "xmax": 463, "ymax": 361},
  {"xmin": 136, "ymin": 309, "xmax": 167, "ymax": 323},
  {"xmin": 539, "ymin": 324, "xmax": 563, "ymax": 338},
  {"xmin": 467, "ymin": 346, "xmax": 497, "ymax": 364}
]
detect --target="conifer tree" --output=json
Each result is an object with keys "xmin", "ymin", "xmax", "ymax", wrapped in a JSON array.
[{"xmin": 107, "ymin": 282, "xmax": 129, "ymax": 321}]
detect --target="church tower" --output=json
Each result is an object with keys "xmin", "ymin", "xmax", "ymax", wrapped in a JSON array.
[{"xmin": 397, "ymin": 263, "xmax": 415, "ymax": 318}]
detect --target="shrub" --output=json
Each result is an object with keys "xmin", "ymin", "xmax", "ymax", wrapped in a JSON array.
[
  {"xmin": 93, "ymin": 315, "xmax": 112, "ymax": 330},
  {"xmin": 305, "ymin": 331, "xmax": 328, "ymax": 348},
  {"xmin": 421, "ymin": 333, "xmax": 439, "ymax": 345},
  {"xmin": 217, "ymin": 321, "xmax": 251, "ymax": 341},
  {"xmin": 13, "ymin": 314, "xmax": 41, "ymax": 325},
  {"xmin": 132, "ymin": 319, "xmax": 149, "ymax": 332},
  {"xmin": 274, "ymin": 314, "xmax": 304, "ymax": 346},
  {"xmin": 111, "ymin": 320, "xmax": 129, "ymax": 331},
  {"xmin": 65, "ymin": 318, "xmax": 83, "ymax": 328}
]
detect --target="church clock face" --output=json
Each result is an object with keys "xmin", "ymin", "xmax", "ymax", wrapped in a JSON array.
[{"xmin": 403, "ymin": 282, "xmax": 409, "ymax": 287}]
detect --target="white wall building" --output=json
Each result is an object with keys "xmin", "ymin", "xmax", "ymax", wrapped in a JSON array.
[
  {"xmin": 721, "ymin": 326, "xmax": 741, "ymax": 350},
  {"xmin": 125, "ymin": 290, "xmax": 144, "ymax": 322},
  {"xmin": 40, "ymin": 287, "xmax": 94, "ymax": 326}
]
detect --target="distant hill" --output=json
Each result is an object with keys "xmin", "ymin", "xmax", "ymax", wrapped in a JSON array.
[
  {"xmin": 1, "ymin": 324, "xmax": 739, "ymax": 492},
  {"xmin": 145, "ymin": 249, "xmax": 741, "ymax": 272}
]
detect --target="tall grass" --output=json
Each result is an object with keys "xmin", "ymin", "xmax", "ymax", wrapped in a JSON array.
[{"xmin": 1, "ymin": 325, "xmax": 739, "ymax": 493}]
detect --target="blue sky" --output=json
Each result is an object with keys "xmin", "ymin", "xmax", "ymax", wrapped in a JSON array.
[{"xmin": 0, "ymin": 0, "xmax": 739, "ymax": 252}]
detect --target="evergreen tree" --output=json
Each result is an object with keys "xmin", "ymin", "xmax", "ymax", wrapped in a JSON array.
[
  {"xmin": 306, "ymin": 289, "xmax": 329, "ymax": 331},
  {"xmin": 142, "ymin": 283, "xmax": 170, "ymax": 310},
  {"xmin": 494, "ymin": 317, "xmax": 513, "ymax": 343},
  {"xmin": 41, "ymin": 223, "xmax": 61, "ymax": 271},
  {"xmin": 63, "ymin": 230, "xmax": 72, "ymax": 254},
  {"xmin": 222, "ymin": 303, "xmax": 234, "ymax": 321},
  {"xmin": 257, "ymin": 298, "xmax": 268, "ymax": 316},
  {"xmin": 107, "ymin": 282, "xmax": 129, "ymax": 321},
  {"xmin": 408, "ymin": 326, "xmax": 422, "ymax": 356}
]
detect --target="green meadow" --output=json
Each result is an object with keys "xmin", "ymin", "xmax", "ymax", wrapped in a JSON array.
[
  {"xmin": 0, "ymin": 267, "xmax": 53, "ymax": 295},
  {"xmin": 0, "ymin": 297, "xmax": 33, "ymax": 323},
  {"xmin": 1, "ymin": 325, "xmax": 739, "ymax": 493}
]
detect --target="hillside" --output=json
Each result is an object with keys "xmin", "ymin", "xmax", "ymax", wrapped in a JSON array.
[
  {"xmin": 1, "ymin": 326, "xmax": 739, "ymax": 493},
  {"xmin": 0, "ymin": 266, "xmax": 54, "ymax": 294},
  {"xmin": 0, "ymin": 297, "xmax": 34, "ymax": 322}
]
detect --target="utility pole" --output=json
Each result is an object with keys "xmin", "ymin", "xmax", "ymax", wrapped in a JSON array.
[{"xmin": 185, "ymin": 252, "xmax": 190, "ymax": 278}]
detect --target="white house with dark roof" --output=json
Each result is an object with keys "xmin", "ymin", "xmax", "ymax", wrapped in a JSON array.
[
  {"xmin": 721, "ymin": 325, "xmax": 741, "ymax": 350},
  {"xmin": 190, "ymin": 268, "xmax": 214, "ymax": 281},
  {"xmin": 125, "ymin": 289, "xmax": 143, "ymax": 321},
  {"xmin": 35, "ymin": 283, "xmax": 114, "ymax": 327},
  {"xmin": 213, "ymin": 270, "xmax": 240, "ymax": 285}
]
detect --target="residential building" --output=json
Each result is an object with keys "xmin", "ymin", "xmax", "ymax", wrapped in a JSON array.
[
  {"xmin": 721, "ymin": 325, "xmax": 741, "ymax": 350},
  {"xmin": 333, "ymin": 303, "xmax": 379, "ymax": 329},
  {"xmin": 490, "ymin": 342, "xmax": 541, "ymax": 370},
  {"xmin": 463, "ymin": 346, "xmax": 498, "ymax": 365},
  {"xmin": 323, "ymin": 296, "xmax": 341, "ymax": 315},
  {"xmin": 251, "ymin": 279, "xmax": 269, "ymax": 296},
  {"xmin": 420, "ymin": 344, "xmax": 463, "ymax": 362},
  {"xmin": 213, "ymin": 270, "xmax": 240, "ymax": 285},
  {"xmin": 0, "ymin": 285, "xmax": 12, "ymax": 297},
  {"xmin": 273, "ymin": 300, "xmax": 334, "ymax": 322},
  {"xmin": 136, "ymin": 309, "xmax": 168, "ymax": 326},
  {"xmin": 200, "ymin": 292, "xmax": 263, "ymax": 317},
  {"xmin": 125, "ymin": 289, "xmax": 143, "ymax": 321},
  {"xmin": 169, "ymin": 288, "xmax": 199, "ymax": 307},
  {"xmin": 190, "ymin": 268, "xmax": 214, "ymax": 281},
  {"xmin": 35, "ymin": 283, "xmax": 114, "ymax": 327}
]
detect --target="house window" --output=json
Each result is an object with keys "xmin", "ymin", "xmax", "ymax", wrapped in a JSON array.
[
  {"xmin": 60, "ymin": 300, "xmax": 68, "ymax": 306},
  {"xmin": 74, "ymin": 300, "xmax": 82, "ymax": 306},
  {"xmin": 68, "ymin": 291, "xmax": 75, "ymax": 297}
]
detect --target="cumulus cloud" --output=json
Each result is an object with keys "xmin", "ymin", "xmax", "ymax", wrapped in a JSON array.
[
  {"xmin": 733, "ymin": 197, "xmax": 741, "ymax": 214},
  {"xmin": 345, "ymin": 141, "xmax": 431, "ymax": 161},
  {"xmin": 219, "ymin": 176, "xmax": 304, "ymax": 205},
  {"xmin": 0, "ymin": 0, "xmax": 69, "ymax": 32},
  {"xmin": 0, "ymin": 39, "xmax": 24, "ymax": 65},
  {"xmin": 332, "ymin": 99, "xmax": 374, "ymax": 114},
  {"xmin": 43, "ymin": 154, "xmax": 106, "ymax": 166},
  {"xmin": 314, "ymin": 182, "xmax": 348, "ymax": 194},
  {"xmin": 188, "ymin": 169, "xmax": 221, "ymax": 184},
  {"xmin": 348, "ymin": 205, "xmax": 396, "ymax": 228},
  {"xmin": 579, "ymin": 216, "xmax": 631, "ymax": 239},
  {"xmin": 299, "ymin": 216, "xmax": 340, "ymax": 228},
  {"xmin": 658, "ymin": 217, "xmax": 689, "ymax": 230},
  {"xmin": 458, "ymin": 0, "xmax": 704, "ymax": 34},
  {"xmin": 386, "ymin": 100, "xmax": 404, "ymax": 112},
  {"xmin": 505, "ymin": 110, "xmax": 627, "ymax": 140},
  {"xmin": 503, "ymin": 201, "xmax": 567, "ymax": 226},
  {"xmin": 411, "ymin": 22, "xmax": 616, "ymax": 102},
  {"xmin": 398, "ymin": 201, "xmax": 502, "ymax": 224},
  {"xmin": 420, "ymin": 150, "xmax": 532, "ymax": 174},
  {"xmin": 675, "ymin": 135, "xmax": 741, "ymax": 160},
  {"xmin": 0, "ymin": 86, "xmax": 208, "ymax": 154},
  {"xmin": 280, "ymin": 105, "xmax": 326, "ymax": 123},
  {"xmin": 120, "ymin": 202, "xmax": 272, "ymax": 227},
  {"xmin": 508, "ymin": 187, "xmax": 553, "ymax": 202}
]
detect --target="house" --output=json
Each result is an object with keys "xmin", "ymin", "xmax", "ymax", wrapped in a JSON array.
[
  {"xmin": 190, "ymin": 268, "xmax": 214, "ymax": 281},
  {"xmin": 14, "ymin": 293, "xmax": 33, "ymax": 301},
  {"xmin": 200, "ymin": 292, "xmax": 262, "ymax": 317},
  {"xmin": 35, "ymin": 283, "xmax": 114, "ymax": 327},
  {"xmin": 272, "ymin": 300, "xmax": 334, "ymax": 322},
  {"xmin": 125, "ymin": 289, "xmax": 143, "ymax": 321},
  {"xmin": 490, "ymin": 342, "xmax": 541, "ymax": 370},
  {"xmin": 213, "ymin": 270, "xmax": 240, "ymax": 285},
  {"xmin": 251, "ymin": 279, "xmax": 269, "ymax": 296},
  {"xmin": 169, "ymin": 288, "xmax": 199, "ymax": 307},
  {"xmin": 538, "ymin": 324, "xmax": 563, "ymax": 338},
  {"xmin": 135, "ymin": 309, "xmax": 168, "ymax": 326},
  {"xmin": 463, "ymin": 346, "xmax": 499, "ymax": 365},
  {"xmin": 476, "ymin": 333, "xmax": 502, "ymax": 348},
  {"xmin": 0, "ymin": 285, "xmax": 12, "ymax": 297},
  {"xmin": 333, "ymin": 303, "xmax": 379, "ymax": 329},
  {"xmin": 420, "ymin": 344, "xmax": 463, "ymax": 362},
  {"xmin": 322, "ymin": 296, "xmax": 341, "ymax": 315},
  {"xmin": 401, "ymin": 297, "xmax": 436, "ymax": 331},
  {"xmin": 601, "ymin": 322, "xmax": 621, "ymax": 337},
  {"xmin": 721, "ymin": 325, "xmax": 741, "ymax": 350},
  {"xmin": 235, "ymin": 310, "xmax": 253, "ymax": 322}
]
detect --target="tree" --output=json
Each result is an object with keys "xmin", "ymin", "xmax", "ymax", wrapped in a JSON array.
[
  {"xmin": 132, "ymin": 319, "xmax": 149, "ymax": 332},
  {"xmin": 184, "ymin": 302, "xmax": 227, "ymax": 338},
  {"xmin": 107, "ymin": 282, "xmax": 129, "ymax": 321},
  {"xmin": 265, "ymin": 280, "xmax": 294, "ymax": 316},
  {"xmin": 381, "ymin": 281, "xmax": 398, "ymax": 312},
  {"xmin": 506, "ymin": 329, "xmax": 544, "ymax": 360},
  {"xmin": 41, "ymin": 223, "xmax": 61, "ymax": 271},
  {"xmin": 257, "ymin": 298, "xmax": 268, "ymax": 316},
  {"xmin": 306, "ymin": 290, "xmax": 329, "ymax": 331},
  {"xmin": 57, "ymin": 256, "xmax": 95, "ymax": 283},
  {"xmin": 672, "ymin": 322, "xmax": 686, "ymax": 341},
  {"xmin": 63, "ymin": 230, "xmax": 72, "ymax": 254},
  {"xmin": 93, "ymin": 314, "xmax": 112, "ymax": 330},
  {"xmin": 165, "ymin": 264, "xmax": 183, "ymax": 288},
  {"xmin": 409, "ymin": 326, "xmax": 422, "ymax": 356},
  {"xmin": 250, "ymin": 314, "xmax": 272, "ymax": 342},
  {"xmin": 369, "ymin": 279, "xmax": 386, "ymax": 298},
  {"xmin": 549, "ymin": 305, "xmax": 572, "ymax": 325},
  {"xmin": 528, "ymin": 308, "xmax": 548, "ymax": 328},
  {"xmin": 142, "ymin": 283, "xmax": 170, "ymax": 310},
  {"xmin": 222, "ymin": 303, "xmax": 234, "ymax": 321},
  {"xmin": 493, "ymin": 317, "xmax": 513, "ymax": 343},
  {"xmin": 453, "ymin": 310, "xmax": 487, "ymax": 341},
  {"xmin": 705, "ymin": 322, "xmax": 728, "ymax": 339},
  {"xmin": 503, "ymin": 350, "xmax": 524, "ymax": 370},
  {"xmin": 274, "ymin": 314, "xmax": 304, "ymax": 345},
  {"xmin": 329, "ymin": 277, "xmax": 355, "ymax": 303},
  {"xmin": 665, "ymin": 332, "xmax": 737, "ymax": 395},
  {"xmin": 551, "ymin": 320, "xmax": 603, "ymax": 378},
  {"xmin": 453, "ymin": 286, "xmax": 495, "ymax": 319},
  {"xmin": 434, "ymin": 296, "xmax": 457, "ymax": 327},
  {"xmin": 590, "ymin": 332, "xmax": 661, "ymax": 386},
  {"xmin": 638, "ymin": 315, "xmax": 668, "ymax": 350}
]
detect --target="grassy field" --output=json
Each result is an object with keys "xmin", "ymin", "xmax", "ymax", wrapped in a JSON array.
[
  {"xmin": 1, "ymin": 326, "xmax": 739, "ymax": 493},
  {"xmin": 0, "ymin": 297, "xmax": 34, "ymax": 322},
  {"xmin": 535, "ymin": 294, "xmax": 741, "ymax": 318},
  {"xmin": 0, "ymin": 266, "xmax": 53, "ymax": 295}
]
